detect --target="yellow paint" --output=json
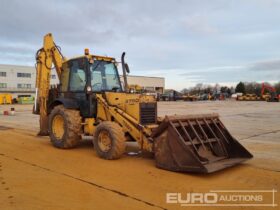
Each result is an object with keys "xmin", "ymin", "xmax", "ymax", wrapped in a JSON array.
[
  {"xmin": 84, "ymin": 118, "xmax": 96, "ymax": 135},
  {"xmin": 0, "ymin": 94, "xmax": 12, "ymax": 104},
  {"xmin": 128, "ymin": 84, "xmax": 144, "ymax": 93},
  {"xmin": 51, "ymin": 115, "xmax": 65, "ymax": 139},
  {"xmin": 105, "ymin": 92, "xmax": 156, "ymax": 122},
  {"xmin": 96, "ymin": 93, "xmax": 156, "ymax": 152},
  {"xmin": 238, "ymin": 94, "xmax": 260, "ymax": 101}
]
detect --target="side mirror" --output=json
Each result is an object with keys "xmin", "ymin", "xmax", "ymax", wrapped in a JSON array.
[{"xmin": 125, "ymin": 63, "xmax": 130, "ymax": 73}]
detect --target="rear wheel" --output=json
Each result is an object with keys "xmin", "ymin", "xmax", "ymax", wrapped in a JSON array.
[
  {"xmin": 93, "ymin": 121, "xmax": 126, "ymax": 159},
  {"xmin": 48, "ymin": 105, "xmax": 82, "ymax": 148}
]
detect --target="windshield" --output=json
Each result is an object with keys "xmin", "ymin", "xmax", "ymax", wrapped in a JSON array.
[{"xmin": 90, "ymin": 61, "xmax": 122, "ymax": 92}]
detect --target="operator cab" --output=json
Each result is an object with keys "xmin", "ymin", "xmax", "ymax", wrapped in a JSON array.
[
  {"xmin": 56, "ymin": 54, "xmax": 123, "ymax": 118},
  {"xmin": 60, "ymin": 56, "xmax": 122, "ymax": 93}
]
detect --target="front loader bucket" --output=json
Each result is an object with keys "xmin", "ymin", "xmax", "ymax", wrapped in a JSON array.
[{"xmin": 152, "ymin": 114, "xmax": 253, "ymax": 173}]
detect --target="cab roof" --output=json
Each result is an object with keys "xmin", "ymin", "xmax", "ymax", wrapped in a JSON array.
[{"xmin": 65, "ymin": 54, "xmax": 116, "ymax": 63}]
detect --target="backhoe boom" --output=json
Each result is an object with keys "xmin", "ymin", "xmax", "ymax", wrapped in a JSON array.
[{"xmin": 34, "ymin": 33, "xmax": 65, "ymax": 135}]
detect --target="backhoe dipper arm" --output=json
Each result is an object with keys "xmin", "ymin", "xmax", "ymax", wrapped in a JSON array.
[{"xmin": 34, "ymin": 33, "xmax": 65, "ymax": 136}]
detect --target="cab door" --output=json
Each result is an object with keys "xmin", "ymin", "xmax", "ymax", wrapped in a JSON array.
[{"xmin": 65, "ymin": 58, "xmax": 92, "ymax": 117}]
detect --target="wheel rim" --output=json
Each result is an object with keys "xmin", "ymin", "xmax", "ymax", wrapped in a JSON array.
[
  {"xmin": 98, "ymin": 130, "xmax": 112, "ymax": 152},
  {"xmin": 52, "ymin": 114, "xmax": 65, "ymax": 139}
]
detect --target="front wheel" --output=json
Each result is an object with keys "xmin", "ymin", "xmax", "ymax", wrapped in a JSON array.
[
  {"xmin": 93, "ymin": 121, "xmax": 126, "ymax": 160},
  {"xmin": 48, "ymin": 105, "xmax": 82, "ymax": 148}
]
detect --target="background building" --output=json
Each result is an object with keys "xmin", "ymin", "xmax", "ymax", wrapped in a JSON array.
[
  {"xmin": 0, "ymin": 64, "xmax": 59, "ymax": 98},
  {"xmin": 0, "ymin": 64, "xmax": 165, "ymax": 97},
  {"xmin": 120, "ymin": 75, "xmax": 165, "ymax": 94}
]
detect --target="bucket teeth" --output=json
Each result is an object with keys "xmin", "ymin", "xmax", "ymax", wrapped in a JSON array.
[{"xmin": 153, "ymin": 114, "xmax": 253, "ymax": 173}]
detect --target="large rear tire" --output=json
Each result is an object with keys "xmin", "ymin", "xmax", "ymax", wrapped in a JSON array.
[
  {"xmin": 48, "ymin": 105, "xmax": 82, "ymax": 148},
  {"xmin": 93, "ymin": 121, "xmax": 126, "ymax": 160}
]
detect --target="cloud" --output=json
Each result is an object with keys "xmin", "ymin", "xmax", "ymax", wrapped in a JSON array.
[
  {"xmin": 0, "ymin": 0, "xmax": 279, "ymax": 90},
  {"xmin": 182, "ymin": 14, "xmax": 218, "ymax": 35},
  {"xmin": 248, "ymin": 59, "xmax": 280, "ymax": 71}
]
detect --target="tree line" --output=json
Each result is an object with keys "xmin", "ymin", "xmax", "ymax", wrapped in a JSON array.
[{"xmin": 181, "ymin": 82, "xmax": 280, "ymax": 96}]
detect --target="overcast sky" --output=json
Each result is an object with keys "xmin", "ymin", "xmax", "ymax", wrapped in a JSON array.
[{"xmin": 0, "ymin": 0, "xmax": 280, "ymax": 90}]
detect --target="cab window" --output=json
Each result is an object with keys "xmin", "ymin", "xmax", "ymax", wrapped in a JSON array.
[
  {"xmin": 69, "ymin": 60, "xmax": 86, "ymax": 91},
  {"xmin": 90, "ymin": 61, "xmax": 122, "ymax": 92}
]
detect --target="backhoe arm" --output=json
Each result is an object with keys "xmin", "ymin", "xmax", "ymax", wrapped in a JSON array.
[{"xmin": 34, "ymin": 33, "xmax": 65, "ymax": 136}]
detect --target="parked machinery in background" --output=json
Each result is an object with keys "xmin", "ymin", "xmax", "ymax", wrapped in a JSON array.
[
  {"xmin": 237, "ymin": 94, "xmax": 260, "ymax": 101},
  {"xmin": 0, "ymin": 93, "xmax": 12, "ymax": 105},
  {"xmin": 160, "ymin": 89, "xmax": 183, "ymax": 101},
  {"xmin": 182, "ymin": 94, "xmax": 198, "ymax": 101},
  {"xmin": 12, "ymin": 95, "xmax": 35, "ymax": 104},
  {"xmin": 261, "ymin": 83, "xmax": 279, "ymax": 102},
  {"xmin": 128, "ymin": 84, "xmax": 144, "ymax": 94}
]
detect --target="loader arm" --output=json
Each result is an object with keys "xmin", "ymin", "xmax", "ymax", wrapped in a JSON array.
[
  {"xmin": 34, "ymin": 33, "xmax": 65, "ymax": 135},
  {"xmin": 95, "ymin": 94, "xmax": 154, "ymax": 152}
]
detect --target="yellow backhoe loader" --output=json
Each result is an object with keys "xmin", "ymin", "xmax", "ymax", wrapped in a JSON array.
[{"xmin": 33, "ymin": 33, "xmax": 252, "ymax": 173}]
